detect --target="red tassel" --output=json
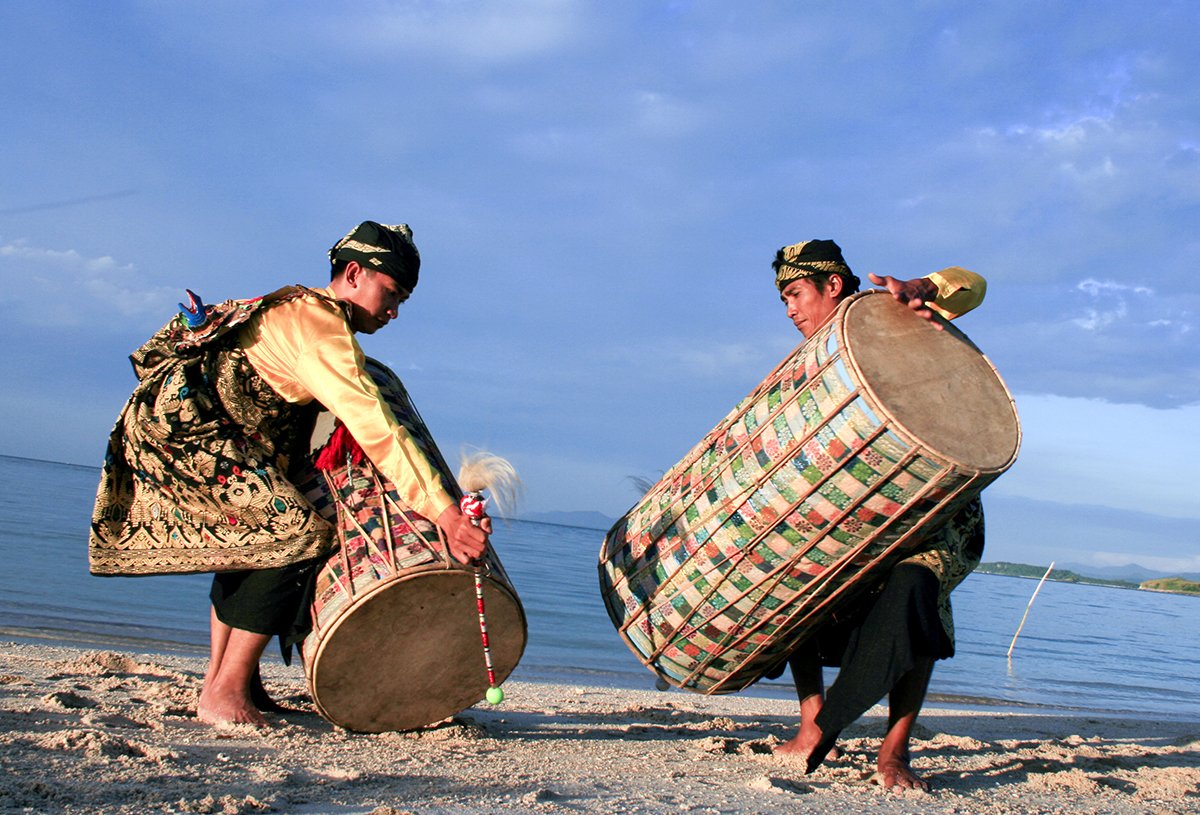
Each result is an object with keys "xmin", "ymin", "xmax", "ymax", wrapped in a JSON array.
[{"xmin": 314, "ymin": 422, "xmax": 366, "ymax": 472}]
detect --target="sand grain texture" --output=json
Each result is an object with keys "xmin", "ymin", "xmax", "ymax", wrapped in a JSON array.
[{"xmin": 1, "ymin": 643, "xmax": 1196, "ymax": 814}]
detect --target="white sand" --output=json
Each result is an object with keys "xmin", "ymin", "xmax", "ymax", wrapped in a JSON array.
[{"xmin": 1, "ymin": 641, "xmax": 1196, "ymax": 815}]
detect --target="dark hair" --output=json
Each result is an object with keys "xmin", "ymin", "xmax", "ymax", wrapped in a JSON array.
[{"xmin": 803, "ymin": 270, "xmax": 862, "ymax": 296}]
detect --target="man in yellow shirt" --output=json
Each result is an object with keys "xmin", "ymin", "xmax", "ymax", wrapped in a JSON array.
[
  {"xmin": 767, "ymin": 240, "xmax": 987, "ymax": 791},
  {"xmin": 90, "ymin": 221, "xmax": 488, "ymax": 726}
]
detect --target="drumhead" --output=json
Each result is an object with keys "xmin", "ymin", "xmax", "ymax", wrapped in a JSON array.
[
  {"xmin": 307, "ymin": 569, "xmax": 527, "ymax": 733},
  {"xmin": 842, "ymin": 291, "xmax": 1020, "ymax": 473}
]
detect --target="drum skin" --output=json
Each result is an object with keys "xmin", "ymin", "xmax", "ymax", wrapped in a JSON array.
[
  {"xmin": 302, "ymin": 359, "xmax": 526, "ymax": 732},
  {"xmin": 306, "ymin": 565, "xmax": 525, "ymax": 733},
  {"xmin": 598, "ymin": 291, "xmax": 1020, "ymax": 694}
]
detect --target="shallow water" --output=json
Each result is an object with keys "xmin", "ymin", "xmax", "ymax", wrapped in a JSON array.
[{"xmin": 2, "ymin": 454, "xmax": 1196, "ymax": 720}]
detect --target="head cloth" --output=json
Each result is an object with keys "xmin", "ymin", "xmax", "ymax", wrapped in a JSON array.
[
  {"xmin": 329, "ymin": 221, "xmax": 420, "ymax": 292},
  {"xmin": 773, "ymin": 239, "xmax": 853, "ymax": 292}
]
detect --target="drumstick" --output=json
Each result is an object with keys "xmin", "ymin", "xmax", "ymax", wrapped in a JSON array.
[
  {"xmin": 457, "ymin": 451, "xmax": 521, "ymax": 707},
  {"xmin": 472, "ymin": 556, "xmax": 504, "ymax": 704},
  {"xmin": 461, "ymin": 489, "xmax": 504, "ymax": 705}
]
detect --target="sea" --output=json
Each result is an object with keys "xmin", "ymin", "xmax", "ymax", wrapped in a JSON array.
[{"xmin": 2, "ymin": 453, "xmax": 1197, "ymax": 722}]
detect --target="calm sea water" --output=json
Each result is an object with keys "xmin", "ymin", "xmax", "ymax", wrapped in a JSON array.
[{"xmin": 1, "ymin": 454, "xmax": 1196, "ymax": 721}]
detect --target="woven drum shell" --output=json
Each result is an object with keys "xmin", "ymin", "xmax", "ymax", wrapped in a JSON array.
[
  {"xmin": 302, "ymin": 359, "xmax": 527, "ymax": 732},
  {"xmin": 598, "ymin": 291, "xmax": 1020, "ymax": 694}
]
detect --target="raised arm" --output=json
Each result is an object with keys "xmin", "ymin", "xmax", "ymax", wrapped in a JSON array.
[{"xmin": 868, "ymin": 266, "xmax": 987, "ymax": 328}]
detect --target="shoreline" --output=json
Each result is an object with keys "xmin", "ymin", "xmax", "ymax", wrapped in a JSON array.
[
  {"xmin": 2, "ymin": 641, "xmax": 1197, "ymax": 815},
  {"xmin": 4, "ymin": 627, "xmax": 1178, "ymax": 725}
]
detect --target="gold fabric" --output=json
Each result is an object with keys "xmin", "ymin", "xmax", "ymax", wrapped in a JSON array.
[
  {"xmin": 90, "ymin": 288, "xmax": 336, "ymax": 575},
  {"xmin": 90, "ymin": 285, "xmax": 455, "ymax": 576},
  {"xmin": 925, "ymin": 266, "xmax": 987, "ymax": 319},
  {"xmin": 902, "ymin": 497, "xmax": 985, "ymax": 647},
  {"xmin": 774, "ymin": 240, "xmax": 854, "ymax": 289},
  {"xmin": 239, "ymin": 287, "xmax": 455, "ymax": 523}
]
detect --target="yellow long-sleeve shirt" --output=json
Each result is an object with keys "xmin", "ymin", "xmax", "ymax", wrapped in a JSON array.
[{"xmin": 238, "ymin": 286, "xmax": 455, "ymax": 523}]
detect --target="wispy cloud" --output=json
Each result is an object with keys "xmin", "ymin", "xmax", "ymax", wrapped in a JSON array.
[
  {"xmin": 0, "ymin": 239, "xmax": 176, "ymax": 329},
  {"xmin": 1071, "ymin": 278, "xmax": 1161, "ymax": 332},
  {"xmin": 335, "ymin": 0, "xmax": 585, "ymax": 67},
  {"xmin": 1093, "ymin": 550, "xmax": 1200, "ymax": 575}
]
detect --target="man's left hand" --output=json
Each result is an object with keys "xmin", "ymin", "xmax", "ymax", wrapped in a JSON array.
[{"xmin": 868, "ymin": 272, "xmax": 943, "ymax": 330}]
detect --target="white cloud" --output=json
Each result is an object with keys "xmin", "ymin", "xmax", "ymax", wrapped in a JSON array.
[
  {"xmin": 1092, "ymin": 550, "xmax": 1200, "ymax": 575},
  {"xmin": 0, "ymin": 239, "xmax": 176, "ymax": 328},
  {"xmin": 1076, "ymin": 279, "xmax": 1153, "ymax": 298},
  {"xmin": 336, "ymin": 0, "xmax": 585, "ymax": 67},
  {"xmin": 1066, "ymin": 277, "xmax": 1189, "ymax": 337}
]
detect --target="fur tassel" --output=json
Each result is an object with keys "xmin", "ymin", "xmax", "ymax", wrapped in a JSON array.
[{"xmin": 457, "ymin": 449, "xmax": 523, "ymax": 518}]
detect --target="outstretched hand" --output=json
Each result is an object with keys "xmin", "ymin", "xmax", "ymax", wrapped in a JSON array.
[
  {"xmin": 436, "ymin": 504, "xmax": 492, "ymax": 564},
  {"xmin": 868, "ymin": 272, "xmax": 943, "ymax": 330}
]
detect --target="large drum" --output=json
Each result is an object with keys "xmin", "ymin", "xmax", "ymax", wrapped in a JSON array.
[
  {"xmin": 301, "ymin": 359, "xmax": 526, "ymax": 732},
  {"xmin": 598, "ymin": 291, "xmax": 1019, "ymax": 694}
]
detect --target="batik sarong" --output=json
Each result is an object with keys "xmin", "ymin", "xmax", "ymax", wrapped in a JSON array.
[{"xmin": 89, "ymin": 286, "xmax": 341, "ymax": 575}]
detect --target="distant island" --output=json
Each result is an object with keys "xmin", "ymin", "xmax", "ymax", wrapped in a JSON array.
[
  {"xmin": 978, "ymin": 561, "xmax": 1200, "ymax": 596},
  {"xmin": 1140, "ymin": 577, "xmax": 1200, "ymax": 596}
]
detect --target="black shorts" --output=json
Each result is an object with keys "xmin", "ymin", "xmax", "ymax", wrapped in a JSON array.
[{"xmin": 209, "ymin": 558, "xmax": 323, "ymax": 648}]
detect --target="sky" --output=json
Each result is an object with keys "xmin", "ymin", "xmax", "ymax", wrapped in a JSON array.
[{"xmin": 1, "ymin": 1, "xmax": 1197, "ymax": 575}]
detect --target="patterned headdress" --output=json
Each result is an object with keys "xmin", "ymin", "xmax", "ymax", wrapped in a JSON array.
[
  {"xmin": 329, "ymin": 221, "xmax": 421, "ymax": 292},
  {"xmin": 773, "ymin": 239, "xmax": 853, "ymax": 291}
]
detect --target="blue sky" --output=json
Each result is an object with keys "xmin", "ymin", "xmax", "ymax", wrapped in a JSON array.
[{"xmin": 1, "ymin": 1, "xmax": 1197, "ymax": 574}]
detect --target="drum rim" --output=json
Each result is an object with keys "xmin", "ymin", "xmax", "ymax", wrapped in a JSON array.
[
  {"xmin": 305, "ymin": 567, "xmax": 528, "ymax": 730},
  {"xmin": 838, "ymin": 291, "xmax": 1022, "ymax": 475}
]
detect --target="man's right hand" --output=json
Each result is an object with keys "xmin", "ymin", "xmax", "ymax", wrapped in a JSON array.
[
  {"xmin": 436, "ymin": 504, "xmax": 491, "ymax": 565},
  {"xmin": 868, "ymin": 272, "xmax": 943, "ymax": 329}
]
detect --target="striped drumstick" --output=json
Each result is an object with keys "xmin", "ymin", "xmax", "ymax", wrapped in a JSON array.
[
  {"xmin": 461, "ymin": 489, "xmax": 504, "ymax": 704},
  {"xmin": 458, "ymin": 452, "xmax": 522, "ymax": 706}
]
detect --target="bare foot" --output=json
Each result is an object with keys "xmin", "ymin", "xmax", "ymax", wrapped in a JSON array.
[
  {"xmin": 871, "ymin": 755, "xmax": 930, "ymax": 792},
  {"xmin": 249, "ymin": 670, "xmax": 299, "ymax": 714},
  {"xmin": 198, "ymin": 685, "xmax": 269, "ymax": 727},
  {"xmin": 774, "ymin": 733, "xmax": 816, "ymax": 757},
  {"xmin": 774, "ymin": 721, "xmax": 839, "ymax": 772}
]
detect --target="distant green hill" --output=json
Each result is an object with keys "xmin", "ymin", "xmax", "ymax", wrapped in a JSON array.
[
  {"xmin": 977, "ymin": 561, "xmax": 1139, "ymax": 589},
  {"xmin": 1140, "ymin": 577, "xmax": 1200, "ymax": 596}
]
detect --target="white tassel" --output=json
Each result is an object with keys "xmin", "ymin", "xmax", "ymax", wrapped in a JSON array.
[{"xmin": 457, "ymin": 449, "xmax": 523, "ymax": 518}]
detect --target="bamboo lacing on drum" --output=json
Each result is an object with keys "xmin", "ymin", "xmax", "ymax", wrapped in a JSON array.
[
  {"xmin": 361, "ymin": 361, "xmax": 474, "ymax": 573},
  {"xmin": 700, "ymin": 469, "xmax": 981, "ymax": 694},
  {"xmin": 618, "ymin": 414, "xmax": 894, "ymax": 643},
  {"xmin": 620, "ymin": 347, "xmax": 832, "ymax": 550},
  {"xmin": 703, "ymin": 471, "xmax": 985, "ymax": 693},
  {"xmin": 609, "ymin": 346, "xmax": 846, "ymax": 596},
  {"xmin": 674, "ymin": 466, "xmax": 976, "ymax": 692},
  {"xmin": 321, "ymin": 466, "xmax": 394, "ymax": 602},
  {"xmin": 614, "ymin": 406, "xmax": 887, "ymax": 647},
  {"xmin": 626, "ymin": 431, "xmax": 924, "ymax": 675}
]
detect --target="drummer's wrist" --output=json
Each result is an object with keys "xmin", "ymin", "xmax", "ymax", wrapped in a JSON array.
[
  {"xmin": 435, "ymin": 503, "xmax": 462, "ymax": 528},
  {"xmin": 425, "ymin": 492, "xmax": 457, "ymax": 524},
  {"xmin": 918, "ymin": 276, "xmax": 941, "ymax": 304}
]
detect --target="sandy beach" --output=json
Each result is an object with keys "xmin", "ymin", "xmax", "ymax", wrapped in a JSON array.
[{"xmin": 1, "ymin": 641, "xmax": 1196, "ymax": 815}]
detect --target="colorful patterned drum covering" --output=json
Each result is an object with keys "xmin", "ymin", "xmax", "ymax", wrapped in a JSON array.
[
  {"xmin": 302, "ymin": 359, "xmax": 526, "ymax": 732},
  {"xmin": 598, "ymin": 291, "xmax": 1020, "ymax": 694}
]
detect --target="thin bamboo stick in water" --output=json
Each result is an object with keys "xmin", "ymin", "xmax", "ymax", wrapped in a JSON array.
[{"xmin": 1007, "ymin": 561, "xmax": 1055, "ymax": 659}]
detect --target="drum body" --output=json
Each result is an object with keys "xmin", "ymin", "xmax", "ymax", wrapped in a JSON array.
[
  {"xmin": 302, "ymin": 359, "xmax": 526, "ymax": 732},
  {"xmin": 598, "ymin": 291, "xmax": 1019, "ymax": 694}
]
